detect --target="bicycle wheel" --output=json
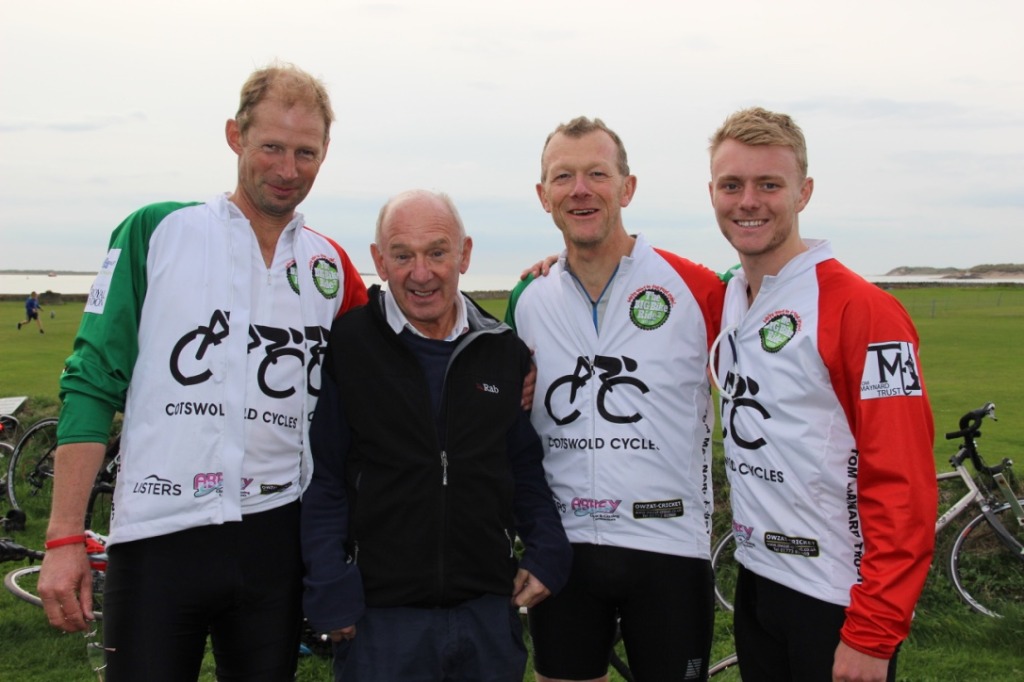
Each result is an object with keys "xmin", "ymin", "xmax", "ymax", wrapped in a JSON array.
[
  {"xmin": 4, "ymin": 565, "xmax": 44, "ymax": 608},
  {"xmin": 948, "ymin": 500, "xmax": 1024, "ymax": 617},
  {"xmin": 3, "ymin": 564, "xmax": 106, "ymax": 618},
  {"xmin": 7, "ymin": 418, "xmax": 59, "ymax": 522},
  {"xmin": 712, "ymin": 533, "xmax": 738, "ymax": 612}
]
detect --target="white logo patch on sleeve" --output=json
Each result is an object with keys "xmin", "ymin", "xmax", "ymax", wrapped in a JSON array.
[
  {"xmin": 860, "ymin": 341, "xmax": 924, "ymax": 399},
  {"xmin": 84, "ymin": 248, "xmax": 121, "ymax": 315}
]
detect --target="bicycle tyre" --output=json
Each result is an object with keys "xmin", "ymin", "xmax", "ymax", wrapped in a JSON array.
[
  {"xmin": 4, "ymin": 565, "xmax": 44, "ymax": 608},
  {"xmin": 709, "ymin": 652, "xmax": 740, "ymax": 678},
  {"xmin": 85, "ymin": 482, "xmax": 115, "ymax": 537},
  {"xmin": 84, "ymin": 436, "xmax": 120, "ymax": 536},
  {"xmin": 6, "ymin": 418, "xmax": 59, "ymax": 521},
  {"xmin": 3, "ymin": 565, "xmax": 106, "ymax": 618},
  {"xmin": 711, "ymin": 533, "xmax": 738, "ymax": 612},
  {"xmin": 948, "ymin": 499, "xmax": 1024, "ymax": 618}
]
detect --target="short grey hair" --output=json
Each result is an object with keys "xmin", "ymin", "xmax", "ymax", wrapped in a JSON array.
[{"xmin": 375, "ymin": 189, "xmax": 466, "ymax": 248}]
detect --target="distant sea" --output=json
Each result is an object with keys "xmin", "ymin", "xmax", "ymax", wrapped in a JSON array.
[
  {"xmin": 2, "ymin": 272, "xmax": 1022, "ymax": 297},
  {"xmin": 0, "ymin": 272, "xmax": 521, "ymax": 296}
]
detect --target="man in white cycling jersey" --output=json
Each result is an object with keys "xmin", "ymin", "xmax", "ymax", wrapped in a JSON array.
[
  {"xmin": 37, "ymin": 62, "xmax": 367, "ymax": 681},
  {"xmin": 507, "ymin": 116, "xmax": 724, "ymax": 682},
  {"xmin": 708, "ymin": 106, "xmax": 937, "ymax": 682}
]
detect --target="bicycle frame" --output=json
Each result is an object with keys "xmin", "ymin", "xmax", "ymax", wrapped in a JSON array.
[{"xmin": 939, "ymin": 405, "xmax": 1024, "ymax": 546}]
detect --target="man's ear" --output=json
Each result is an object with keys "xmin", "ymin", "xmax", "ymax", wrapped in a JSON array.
[{"xmin": 225, "ymin": 119, "xmax": 243, "ymax": 154}]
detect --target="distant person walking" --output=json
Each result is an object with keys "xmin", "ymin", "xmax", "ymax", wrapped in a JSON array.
[{"xmin": 17, "ymin": 291, "xmax": 43, "ymax": 333}]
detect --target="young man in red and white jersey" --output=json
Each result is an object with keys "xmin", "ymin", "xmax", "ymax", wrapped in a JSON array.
[{"xmin": 708, "ymin": 107, "xmax": 937, "ymax": 682}]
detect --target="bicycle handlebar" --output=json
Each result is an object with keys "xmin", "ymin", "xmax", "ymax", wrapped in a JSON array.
[
  {"xmin": 0, "ymin": 538, "xmax": 45, "ymax": 563},
  {"xmin": 945, "ymin": 402, "xmax": 996, "ymax": 441}
]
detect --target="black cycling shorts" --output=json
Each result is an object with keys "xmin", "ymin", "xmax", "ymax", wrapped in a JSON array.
[
  {"xmin": 734, "ymin": 566, "xmax": 900, "ymax": 681},
  {"xmin": 101, "ymin": 501, "xmax": 303, "ymax": 681},
  {"xmin": 529, "ymin": 543, "xmax": 714, "ymax": 681}
]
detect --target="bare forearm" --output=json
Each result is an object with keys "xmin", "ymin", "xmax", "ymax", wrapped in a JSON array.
[{"xmin": 46, "ymin": 442, "xmax": 106, "ymax": 539}]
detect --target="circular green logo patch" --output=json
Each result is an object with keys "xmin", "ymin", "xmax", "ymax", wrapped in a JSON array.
[{"xmin": 629, "ymin": 289, "xmax": 671, "ymax": 330}]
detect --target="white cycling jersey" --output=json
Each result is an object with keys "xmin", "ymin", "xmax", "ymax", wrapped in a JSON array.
[
  {"xmin": 60, "ymin": 194, "xmax": 367, "ymax": 546},
  {"xmin": 508, "ymin": 234, "xmax": 724, "ymax": 559},
  {"xmin": 714, "ymin": 239, "xmax": 936, "ymax": 657}
]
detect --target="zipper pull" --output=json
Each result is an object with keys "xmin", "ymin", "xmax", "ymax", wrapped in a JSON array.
[
  {"xmin": 441, "ymin": 451, "xmax": 449, "ymax": 486},
  {"xmin": 505, "ymin": 529, "xmax": 515, "ymax": 558}
]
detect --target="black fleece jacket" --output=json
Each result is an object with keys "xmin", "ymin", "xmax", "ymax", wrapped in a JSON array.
[{"xmin": 301, "ymin": 286, "xmax": 570, "ymax": 633}]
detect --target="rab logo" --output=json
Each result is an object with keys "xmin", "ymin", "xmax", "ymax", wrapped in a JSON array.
[{"xmin": 477, "ymin": 383, "xmax": 500, "ymax": 394}]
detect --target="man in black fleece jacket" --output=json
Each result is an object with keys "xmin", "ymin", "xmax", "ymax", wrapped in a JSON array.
[{"xmin": 301, "ymin": 189, "xmax": 571, "ymax": 681}]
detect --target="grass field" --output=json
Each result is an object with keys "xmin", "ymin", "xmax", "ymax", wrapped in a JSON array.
[{"xmin": 1, "ymin": 287, "xmax": 1023, "ymax": 681}]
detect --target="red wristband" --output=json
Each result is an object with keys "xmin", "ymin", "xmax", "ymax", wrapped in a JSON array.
[{"xmin": 44, "ymin": 535, "xmax": 88, "ymax": 550}]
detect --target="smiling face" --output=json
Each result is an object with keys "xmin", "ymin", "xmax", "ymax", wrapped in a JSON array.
[
  {"xmin": 226, "ymin": 97, "xmax": 328, "ymax": 227},
  {"xmin": 709, "ymin": 138, "xmax": 813, "ymax": 275},
  {"xmin": 536, "ymin": 130, "xmax": 636, "ymax": 250},
  {"xmin": 371, "ymin": 193, "xmax": 472, "ymax": 340}
]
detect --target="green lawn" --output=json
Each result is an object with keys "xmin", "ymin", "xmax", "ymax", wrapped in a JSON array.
[{"xmin": 2, "ymin": 287, "xmax": 1024, "ymax": 680}]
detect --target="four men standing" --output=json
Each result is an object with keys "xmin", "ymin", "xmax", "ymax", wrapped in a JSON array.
[{"xmin": 32, "ymin": 57, "xmax": 937, "ymax": 682}]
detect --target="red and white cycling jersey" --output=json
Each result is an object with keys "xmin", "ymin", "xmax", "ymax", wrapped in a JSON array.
[{"xmin": 714, "ymin": 239, "xmax": 936, "ymax": 657}]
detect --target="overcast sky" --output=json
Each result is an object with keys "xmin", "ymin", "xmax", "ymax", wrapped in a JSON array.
[{"xmin": 2, "ymin": 0, "xmax": 1022, "ymax": 286}]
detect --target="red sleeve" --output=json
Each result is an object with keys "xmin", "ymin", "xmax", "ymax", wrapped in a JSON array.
[
  {"xmin": 321, "ymin": 234, "xmax": 369, "ymax": 316},
  {"xmin": 654, "ymin": 248, "xmax": 725, "ymax": 349},
  {"xmin": 816, "ymin": 260, "xmax": 937, "ymax": 658}
]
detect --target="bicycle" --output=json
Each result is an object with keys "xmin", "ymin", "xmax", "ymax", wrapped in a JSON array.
[
  {"xmin": 3, "ymin": 532, "xmax": 114, "ymax": 679},
  {"xmin": 711, "ymin": 402, "xmax": 1024, "ymax": 618},
  {"xmin": 2, "ymin": 531, "xmax": 109, "ymax": 614},
  {"xmin": 4, "ymin": 530, "xmax": 330, "ymax": 674},
  {"xmin": 6, "ymin": 417, "xmax": 120, "ymax": 534},
  {"xmin": 0, "ymin": 414, "xmax": 19, "ymax": 500}
]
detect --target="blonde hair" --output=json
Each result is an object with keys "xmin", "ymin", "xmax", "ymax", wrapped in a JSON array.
[
  {"xmin": 235, "ymin": 61, "xmax": 334, "ymax": 143},
  {"xmin": 709, "ymin": 107, "xmax": 808, "ymax": 177}
]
